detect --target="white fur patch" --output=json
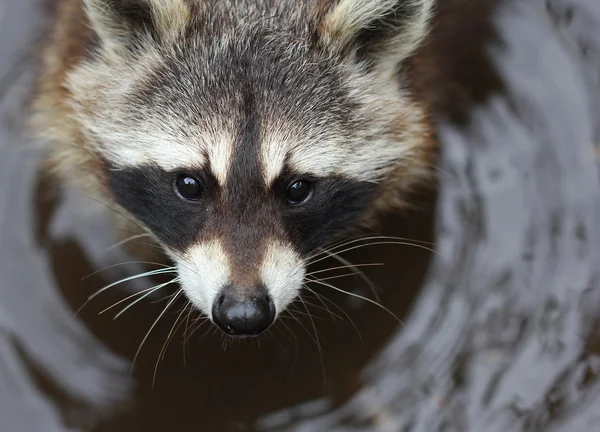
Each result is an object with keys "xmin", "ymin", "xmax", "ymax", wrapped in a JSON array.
[
  {"xmin": 260, "ymin": 240, "xmax": 306, "ymax": 314},
  {"xmin": 100, "ymin": 127, "xmax": 208, "ymax": 171},
  {"xmin": 207, "ymin": 135, "xmax": 234, "ymax": 186},
  {"xmin": 175, "ymin": 239, "xmax": 231, "ymax": 319},
  {"xmin": 261, "ymin": 132, "xmax": 288, "ymax": 185}
]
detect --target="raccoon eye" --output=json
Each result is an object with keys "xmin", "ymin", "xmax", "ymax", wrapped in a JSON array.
[
  {"xmin": 286, "ymin": 180, "xmax": 312, "ymax": 204},
  {"xmin": 175, "ymin": 175, "xmax": 202, "ymax": 201}
]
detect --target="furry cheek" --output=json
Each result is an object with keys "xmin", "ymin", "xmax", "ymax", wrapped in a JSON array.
[{"xmin": 175, "ymin": 239, "xmax": 231, "ymax": 319}]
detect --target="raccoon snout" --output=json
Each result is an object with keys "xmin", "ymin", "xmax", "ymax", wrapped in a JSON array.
[{"xmin": 211, "ymin": 285, "xmax": 276, "ymax": 337}]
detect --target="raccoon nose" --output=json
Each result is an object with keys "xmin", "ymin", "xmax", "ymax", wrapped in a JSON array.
[{"xmin": 212, "ymin": 286, "xmax": 275, "ymax": 337}]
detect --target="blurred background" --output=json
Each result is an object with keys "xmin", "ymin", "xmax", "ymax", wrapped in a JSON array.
[{"xmin": 1, "ymin": 0, "xmax": 599, "ymax": 431}]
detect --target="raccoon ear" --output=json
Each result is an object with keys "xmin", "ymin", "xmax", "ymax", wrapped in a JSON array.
[
  {"xmin": 83, "ymin": 0, "xmax": 190, "ymax": 55},
  {"xmin": 319, "ymin": 0, "xmax": 433, "ymax": 65}
]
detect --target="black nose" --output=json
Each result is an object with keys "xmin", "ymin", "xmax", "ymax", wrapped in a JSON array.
[{"xmin": 212, "ymin": 286, "xmax": 275, "ymax": 337}]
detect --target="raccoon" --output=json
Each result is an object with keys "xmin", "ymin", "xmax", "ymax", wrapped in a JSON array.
[{"xmin": 31, "ymin": 0, "xmax": 498, "ymax": 337}]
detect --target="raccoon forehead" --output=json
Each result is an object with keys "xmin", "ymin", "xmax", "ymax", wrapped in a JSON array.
[
  {"xmin": 83, "ymin": 109, "xmax": 425, "ymax": 186},
  {"xmin": 70, "ymin": 57, "xmax": 427, "ymax": 185}
]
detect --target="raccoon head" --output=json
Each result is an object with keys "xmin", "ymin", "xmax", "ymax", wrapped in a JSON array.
[{"xmin": 68, "ymin": 0, "xmax": 434, "ymax": 337}]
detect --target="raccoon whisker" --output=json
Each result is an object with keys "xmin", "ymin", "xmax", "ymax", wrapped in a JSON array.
[
  {"xmin": 136, "ymin": 242, "xmax": 168, "ymax": 253},
  {"xmin": 310, "ymin": 240, "xmax": 438, "ymax": 267},
  {"xmin": 116, "ymin": 228, "xmax": 146, "ymax": 235},
  {"xmin": 303, "ymin": 285, "xmax": 362, "ymax": 339},
  {"xmin": 278, "ymin": 315, "xmax": 300, "ymax": 322},
  {"xmin": 105, "ymin": 236, "xmax": 169, "ymax": 259},
  {"xmin": 268, "ymin": 325, "xmax": 288, "ymax": 349},
  {"xmin": 307, "ymin": 278, "xmax": 403, "ymax": 325},
  {"xmin": 129, "ymin": 240, "xmax": 166, "ymax": 251},
  {"xmin": 104, "ymin": 233, "xmax": 153, "ymax": 253},
  {"xmin": 220, "ymin": 333, "xmax": 230, "ymax": 351},
  {"xmin": 284, "ymin": 299, "xmax": 326, "ymax": 321},
  {"xmin": 298, "ymin": 295, "xmax": 327, "ymax": 384},
  {"xmin": 115, "ymin": 229, "xmax": 161, "ymax": 249},
  {"xmin": 87, "ymin": 268, "xmax": 177, "ymax": 301},
  {"xmin": 166, "ymin": 302, "xmax": 193, "ymax": 362},
  {"xmin": 96, "ymin": 278, "xmax": 177, "ymax": 317},
  {"xmin": 298, "ymin": 288, "xmax": 342, "ymax": 321},
  {"xmin": 199, "ymin": 326, "xmax": 216, "ymax": 345},
  {"xmin": 185, "ymin": 318, "xmax": 211, "ymax": 345},
  {"xmin": 307, "ymin": 234, "xmax": 367, "ymax": 259},
  {"xmin": 148, "ymin": 293, "xmax": 179, "ymax": 304},
  {"xmin": 370, "ymin": 235, "xmax": 435, "ymax": 246},
  {"xmin": 288, "ymin": 303, "xmax": 327, "ymax": 321},
  {"xmin": 308, "ymin": 235, "xmax": 436, "ymax": 261},
  {"xmin": 112, "ymin": 278, "xmax": 180, "ymax": 320},
  {"xmin": 310, "ymin": 235, "xmax": 436, "ymax": 260},
  {"xmin": 153, "ymin": 299, "xmax": 190, "ymax": 388},
  {"xmin": 302, "ymin": 285, "xmax": 335, "ymax": 316},
  {"xmin": 182, "ymin": 301, "xmax": 195, "ymax": 367},
  {"xmin": 309, "ymin": 272, "xmax": 372, "ymax": 283},
  {"xmin": 433, "ymin": 165, "xmax": 458, "ymax": 181},
  {"xmin": 132, "ymin": 289, "xmax": 184, "ymax": 374},
  {"xmin": 312, "ymin": 249, "xmax": 381, "ymax": 302},
  {"xmin": 75, "ymin": 268, "xmax": 178, "ymax": 315},
  {"xmin": 228, "ymin": 335, "xmax": 237, "ymax": 350},
  {"xmin": 277, "ymin": 314, "xmax": 298, "ymax": 341},
  {"xmin": 302, "ymin": 301, "xmax": 341, "ymax": 322},
  {"xmin": 82, "ymin": 261, "xmax": 175, "ymax": 280},
  {"xmin": 286, "ymin": 306, "xmax": 318, "ymax": 345},
  {"xmin": 81, "ymin": 194, "xmax": 148, "ymax": 233},
  {"xmin": 305, "ymin": 263, "xmax": 384, "ymax": 277}
]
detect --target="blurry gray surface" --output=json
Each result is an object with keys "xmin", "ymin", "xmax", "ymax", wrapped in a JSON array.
[{"xmin": 0, "ymin": 0, "xmax": 599, "ymax": 431}]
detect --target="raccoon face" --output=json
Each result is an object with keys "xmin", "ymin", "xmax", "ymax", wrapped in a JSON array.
[{"xmin": 68, "ymin": 0, "xmax": 433, "ymax": 337}]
